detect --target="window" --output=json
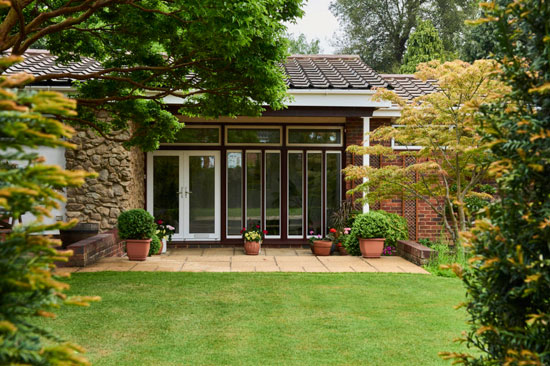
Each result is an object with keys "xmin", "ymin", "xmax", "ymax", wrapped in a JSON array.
[
  {"xmin": 307, "ymin": 152, "xmax": 322, "ymax": 235},
  {"xmin": 164, "ymin": 126, "xmax": 220, "ymax": 145},
  {"xmin": 265, "ymin": 152, "xmax": 281, "ymax": 237},
  {"xmin": 287, "ymin": 127, "xmax": 343, "ymax": 146},
  {"xmin": 390, "ymin": 125, "xmax": 423, "ymax": 150},
  {"xmin": 226, "ymin": 152, "xmax": 243, "ymax": 237},
  {"xmin": 325, "ymin": 152, "xmax": 341, "ymax": 234},
  {"xmin": 288, "ymin": 152, "xmax": 303, "ymax": 237},
  {"xmin": 226, "ymin": 126, "xmax": 282, "ymax": 146},
  {"xmin": 246, "ymin": 152, "xmax": 262, "ymax": 228}
]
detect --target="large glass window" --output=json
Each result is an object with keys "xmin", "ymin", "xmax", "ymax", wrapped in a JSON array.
[
  {"xmin": 188, "ymin": 156, "xmax": 216, "ymax": 233},
  {"xmin": 288, "ymin": 128, "xmax": 342, "ymax": 146},
  {"xmin": 227, "ymin": 152, "xmax": 242, "ymax": 236},
  {"xmin": 326, "ymin": 152, "xmax": 342, "ymax": 233},
  {"xmin": 167, "ymin": 126, "xmax": 220, "ymax": 144},
  {"xmin": 226, "ymin": 127, "xmax": 281, "ymax": 145},
  {"xmin": 153, "ymin": 156, "xmax": 180, "ymax": 234},
  {"xmin": 246, "ymin": 152, "xmax": 262, "ymax": 228},
  {"xmin": 307, "ymin": 152, "xmax": 322, "ymax": 235},
  {"xmin": 265, "ymin": 152, "xmax": 280, "ymax": 236},
  {"xmin": 288, "ymin": 152, "xmax": 303, "ymax": 237}
]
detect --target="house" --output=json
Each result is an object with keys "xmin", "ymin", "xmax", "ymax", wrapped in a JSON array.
[{"xmin": 7, "ymin": 49, "xmax": 441, "ymax": 247}]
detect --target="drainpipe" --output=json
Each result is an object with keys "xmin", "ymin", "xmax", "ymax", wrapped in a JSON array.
[{"xmin": 362, "ymin": 117, "xmax": 370, "ymax": 214}]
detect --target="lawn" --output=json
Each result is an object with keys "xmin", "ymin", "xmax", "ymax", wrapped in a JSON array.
[{"xmin": 44, "ymin": 272, "xmax": 468, "ymax": 366}]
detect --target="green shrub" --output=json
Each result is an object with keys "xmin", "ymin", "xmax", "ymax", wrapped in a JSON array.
[
  {"xmin": 377, "ymin": 211, "xmax": 409, "ymax": 246},
  {"xmin": 149, "ymin": 234, "xmax": 161, "ymax": 256},
  {"xmin": 423, "ymin": 242, "xmax": 468, "ymax": 277},
  {"xmin": 344, "ymin": 211, "xmax": 391, "ymax": 256},
  {"xmin": 117, "ymin": 209, "xmax": 155, "ymax": 240}
]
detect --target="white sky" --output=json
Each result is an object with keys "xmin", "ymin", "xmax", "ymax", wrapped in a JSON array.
[{"xmin": 285, "ymin": 0, "xmax": 340, "ymax": 54}]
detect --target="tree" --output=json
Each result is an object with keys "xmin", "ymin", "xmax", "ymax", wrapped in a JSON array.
[
  {"xmin": 0, "ymin": 55, "xmax": 98, "ymax": 365},
  {"xmin": 0, "ymin": 0, "xmax": 304, "ymax": 151},
  {"xmin": 329, "ymin": 0, "xmax": 476, "ymax": 72},
  {"xmin": 441, "ymin": 0, "xmax": 550, "ymax": 364},
  {"xmin": 287, "ymin": 33, "xmax": 322, "ymax": 54},
  {"xmin": 460, "ymin": 17, "xmax": 500, "ymax": 62},
  {"xmin": 400, "ymin": 19, "xmax": 445, "ymax": 73},
  {"xmin": 343, "ymin": 60, "xmax": 508, "ymax": 246}
]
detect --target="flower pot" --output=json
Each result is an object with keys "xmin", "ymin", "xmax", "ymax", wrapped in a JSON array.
[
  {"xmin": 126, "ymin": 239, "xmax": 151, "ymax": 261},
  {"xmin": 359, "ymin": 238, "xmax": 385, "ymax": 258},
  {"xmin": 161, "ymin": 238, "xmax": 167, "ymax": 254},
  {"xmin": 313, "ymin": 240, "xmax": 332, "ymax": 256},
  {"xmin": 244, "ymin": 240, "xmax": 261, "ymax": 255},
  {"xmin": 338, "ymin": 245, "xmax": 349, "ymax": 256}
]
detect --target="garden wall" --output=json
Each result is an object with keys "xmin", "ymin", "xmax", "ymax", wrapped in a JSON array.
[
  {"xmin": 64, "ymin": 128, "xmax": 145, "ymax": 231},
  {"xmin": 66, "ymin": 229, "xmax": 124, "ymax": 267}
]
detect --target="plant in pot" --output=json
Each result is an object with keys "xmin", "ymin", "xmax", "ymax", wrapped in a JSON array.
[
  {"xmin": 118, "ymin": 209, "xmax": 155, "ymax": 261},
  {"xmin": 155, "ymin": 219, "xmax": 175, "ymax": 254},
  {"xmin": 149, "ymin": 234, "xmax": 161, "ymax": 256},
  {"xmin": 309, "ymin": 233, "xmax": 333, "ymax": 256},
  {"xmin": 337, "ymin": 227, "xmax": 351, "ymax": 255},
  {"xmin": 241, "ymin": 225, "xmax": 267, "ymax": 255},
  {"xmin": 344, "ymin": 211, "xmax": 391, "ymax": 258}
]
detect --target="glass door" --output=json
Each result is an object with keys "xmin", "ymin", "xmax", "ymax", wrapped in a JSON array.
[{"xmin": 183, "ymin": 151, "xmax": 220, "ymax": 240}]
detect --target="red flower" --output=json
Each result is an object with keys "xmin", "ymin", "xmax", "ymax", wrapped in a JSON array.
[
  {"xmin": 329, "ymin": 228, "xmax": 337, "ymax": 233},
  {"xmin": 240, "ymin": 229, "xmax": 244, "ymax": 234},
  {"xmin": 157, "ymin": 219, "xmax": 164, "ymax": 225},
  {"xmin": 262, "ymin": 230, "xmax": 268, "ymax": 234},
  {"xmin": 256, "ymin": 225, "xmax": 260, "ymax": 228}
]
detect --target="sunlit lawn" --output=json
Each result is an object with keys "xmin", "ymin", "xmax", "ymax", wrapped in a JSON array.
[{"xmin": 43, "ymin": 272, "xmax": 468, "ymax": 366}]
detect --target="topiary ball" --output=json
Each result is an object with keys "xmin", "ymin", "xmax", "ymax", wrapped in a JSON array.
[
  {"xmin": 117, "ymin": 209, "xmax": 155, "ymax": 240},
  {"xmin": 149, "ymin": 234, "xmax": 161, "ymax": 256}
]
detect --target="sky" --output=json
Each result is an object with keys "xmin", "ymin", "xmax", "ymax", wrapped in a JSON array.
[{"xmin": 285, "ymin": 0, "xmax": 340, "ymax": 54}]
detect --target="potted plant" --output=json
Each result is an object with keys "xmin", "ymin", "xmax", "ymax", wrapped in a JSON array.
[
  {"xmin": 149, "ymin": 234, "xmax": 161, "ymax": 256},
  {"xmin": 308, "ymin": 231, "xmax": 332, "ymax": 256},
  {"xmin": 337, "ymin": 227, "xmax": 351, "ymax": 255},
  {"xmin": 117, "ymin": 209, "xmax": 155, "ymax": 261},
  {"xmin": 344, "ymin": 211, "xmax": 391, "ymax": 258},
  {"xmin": 241, "ymin": 225, "xmax": 267, "ymax": 255},
  {"xmin": 155, "ymin": 219, "xmax": 175, "ymax": 254},
  {"xmin": 308, "ymin": 231, "xmax": 322, "ymax": 253}
]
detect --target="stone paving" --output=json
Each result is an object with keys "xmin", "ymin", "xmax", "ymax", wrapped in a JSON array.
[{"xmin": 57, "ymin": 248, "xmax": 430, "ymax": 274}]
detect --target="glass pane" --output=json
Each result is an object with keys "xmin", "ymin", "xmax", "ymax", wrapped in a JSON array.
[
  {"xmin": 288, "ymin": 129, "xmax": 341, "ymax": 145},
  {"xmin": 288, "ymin": 152, "xmax": 303, "ymax": 236},
  {"xmin": 307, "ymin": 153, "xmax": 322, "ymax": 235},
  {"xmin": 326, "ymin": 152, "xmax": 341, "ymax": 234},
  {"xmin": 227, "ymin": 152, "xmax": 242, "ymax": 236},
  {"xmin": 153, "ymin": 156, "xmax": 180, "ymax": 233},
  {"xmin": 189, "ymin": 156, "xmax": 215, "ymax": 233},
  {"xmin": 265, "ymin": 153, "xmax": 280, "ymax": 236},
  {"xmin": 227, "ymin": 128, "xmax": 280, "ymax": 144},
  {"xmin": 246, "ymin": 152, "xmax": 262, "ymax": 229},
  {"xmin": 171, "ymin": 127, "xmax": 219, "ymax": 144}
]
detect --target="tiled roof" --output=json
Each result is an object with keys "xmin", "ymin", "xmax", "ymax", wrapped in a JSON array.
[
  {"xmin": 284, "ymin": 55, "xmax": 389, "ymax": 89},
  {"xmin": 5, "ymin": 50, "xmax": 390, "ymax": 90},
  {"xmin": 380, "ymin": 74, "xmax": 438, "ymax": 102}
]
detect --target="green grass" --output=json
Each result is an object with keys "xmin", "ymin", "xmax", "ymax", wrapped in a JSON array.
[{"xmin": 43, "ymin": 273, "xmax": 468, "ymax": 366}]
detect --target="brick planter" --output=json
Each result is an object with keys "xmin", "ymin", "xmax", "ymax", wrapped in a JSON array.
[
  {"xmin": 65, "ymin": 229, "xmax": 124, "ymax": 267},
  {"xmin": 396, "ymin": 240, "xmax": 437, "ymax": 266}
]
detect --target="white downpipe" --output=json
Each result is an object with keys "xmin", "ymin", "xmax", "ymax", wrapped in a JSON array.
[{"xmin": 362, "ymin": 117, "xmax": 370, "ymax": 213}]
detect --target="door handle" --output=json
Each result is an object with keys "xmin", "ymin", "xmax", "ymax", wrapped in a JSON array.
[
  {"xmin": 177, "ymin": 187, "xmax": 184, "ymax": 198},
  {"xmin": 185, "ymin": 188, "xmax": 192, "ymax": 198}
]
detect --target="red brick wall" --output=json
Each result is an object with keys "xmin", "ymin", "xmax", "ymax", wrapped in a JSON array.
[{"xmin": 344, "ymin": 117, "xmax": 444, "ymax": 242}]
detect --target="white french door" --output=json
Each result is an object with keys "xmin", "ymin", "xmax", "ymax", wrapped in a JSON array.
[{"xmin": 146, "ymin": 151, "xmax": 220, "ymax": 241}]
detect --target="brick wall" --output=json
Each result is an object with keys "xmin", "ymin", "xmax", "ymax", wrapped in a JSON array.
[
  {"xmin": 66, "ymin": 229, "xmax": 124, "ymax": 267},
  {"xmin": 344, "ymin": 117, "xmax": 444, "ymax": 242}
]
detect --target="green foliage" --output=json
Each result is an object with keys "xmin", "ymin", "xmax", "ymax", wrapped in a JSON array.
[
  {"xmin": 117, "ymin": 209, "xmax": 155, "ymax": 240},
  {"xmin": 149, "ymin": 234, "xmax": 161, "ymax": 256},
  {"xmin": 0, "ymin": 56, "xmax": 98, "ymax": 366},
  {"xmin": 460, "ymin": 19, "xmax": 499, "ymax": 62},
  {"xmin": 442, "ymin": 0, "xmax": 550, "ymax": 364},
  {"xmin": 345, "ymin": 60, "xmax": 508, "ymax": 245},
  {"xmin": 400, "ymin": 19, "xmax": 445, "ymax": 73},
  {"xmin": 344, "ymin": 211, "xmax": 391, "ymax": 256},
  {"xmin": 330, "ymin": 0, "xmax": 477, "ymax": 72},
  {"xmin": 423, "ymin": 241, "xmax": 467, "ymax": 277},
  {"xmin": 0, "ymin": 0, "xmax": 304, "ymax": 151},
  {"xmin": 287, "ymin": 33, "xmax": 322, "ymax": 54},
  {"xmin": 377, "ymin": 211, "xmax": 409, "ymax": 246}
]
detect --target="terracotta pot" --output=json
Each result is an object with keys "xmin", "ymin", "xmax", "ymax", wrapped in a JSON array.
[
  {"xmin": 313, "ymin": 240, "xmax": 332, "ymax": 256},
  {"xmin": 244, "ymin": 240, "xmax": 261, "ymax": 255},
  {"xmin": 157, "ymin": 239, "xmax": 163, "ymax": 255},
  {"xmin": 338, "ymin": 245, "xmax": 349, "ymax": 256},
  {"xmin": 359, "ymin": 238, "xmax": 385, "ymax": 258},
  {"xmin": 126, "ymin": 239, "xmax": 151, "ymax": 261}
]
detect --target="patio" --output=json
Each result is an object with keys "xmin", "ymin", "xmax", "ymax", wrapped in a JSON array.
[{"xmin": 58, "ymin": 248, "xmax": 430, "ymax": 274}]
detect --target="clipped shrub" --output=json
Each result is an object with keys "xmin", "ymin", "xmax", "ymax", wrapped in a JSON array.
[
  {"xmin": 117, "ymin": 209, "xmax": 155, "ymax": 240},
  {"xmin": 377, "ymin": 211, "xmax": 409, "ymax": 246},
  {"xmin": 344, "ymin": 211, "xmax": 391, "ymax": 256},
  {"xmin": 149, "ymin": 234, "xmax": 161, "ymax": 256}
]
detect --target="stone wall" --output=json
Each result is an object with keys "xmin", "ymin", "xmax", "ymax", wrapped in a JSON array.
[{"xmin": 65, "ymin": 128, "xmax": 145, "ymax": 231}]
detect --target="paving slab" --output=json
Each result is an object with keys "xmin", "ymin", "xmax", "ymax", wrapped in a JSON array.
[
  {"xmin": 168, "ymin": 248, "xmax": 204, "ymax": 257},
  {"xmin": 263, "ymin": 248, "xmax": 298, "ymax": 256},
  {"xmin": 181, "ymin": 261, "xmax": 231, "ymax": 272},
  {"xmin": 202, "ymin": 248, "xmax": 235, "ymax": 256},
  {"xmin": 186, "ymin": 255, "xmax": 231, "ymax": 262},
  {"xmin": 130, "ymin": 264, "xmax": 159, "ymax": 272},
  {"xmin": 232, "ymin": 256, "xmax": 275, "ymax": 263}
]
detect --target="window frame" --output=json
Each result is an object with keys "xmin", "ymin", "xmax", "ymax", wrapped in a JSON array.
[
  {"xmin": 226, "ymin": 150, "xmax": 244, "ymax": 239},
  {"xmin": 264, "ymin": 150, "xmax": 281, "ymax": 239},
  {"xmin": 161, "ymin": 125, "xmax": 221, "ymax": 146},
  {"xmin": 287, "ymin": 150, "xmax": 304, "ymax": 239},
  {"xmin": 390, "ymin": 124, "xmax": 423, "ymax": 151}
]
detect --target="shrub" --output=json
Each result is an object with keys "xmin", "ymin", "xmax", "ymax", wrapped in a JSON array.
[
  {"xmin": 118, "ymin": 209, "xmax": 155, "ymax": 240},
  {"xmin": 149, "ymin": 234, "xmax": 161, "ymax": 256},
  {"xmin": 377, "ymin": 211, "xmax": 409, "ymax": 246},
  {"xmin": 344, "ymin": 211, "xmax": 391, "ymax": 256}
]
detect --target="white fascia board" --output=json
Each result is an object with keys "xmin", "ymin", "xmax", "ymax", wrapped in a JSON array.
[
  {"xmin": 372, "ymin": 107, "xmax": 402, "ymax": 118},
  {"xmin": 286, "ymin": 89, "xmax": 392, "ymax": 108}
]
